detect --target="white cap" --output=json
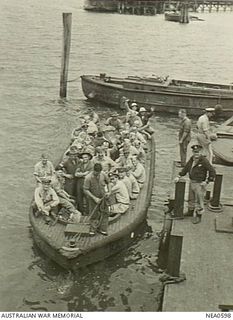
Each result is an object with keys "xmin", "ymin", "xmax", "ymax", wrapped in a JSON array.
[
  {"xmin": 139, "ymin": 107, "xmax": 146, "ymax": 112},
  {"xmin": 131, "ymin": 102, "xmax": 138, "ymax": 107},
  {"xmin": 205, "ymin": 107, "xmax": 215, "ymax": 112}
]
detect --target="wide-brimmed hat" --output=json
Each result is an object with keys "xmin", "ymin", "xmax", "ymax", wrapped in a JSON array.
[{"xmin": 79, "ymin": 151, "xmax": 93, "ymax": 159}]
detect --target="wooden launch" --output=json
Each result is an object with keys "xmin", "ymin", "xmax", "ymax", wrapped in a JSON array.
[
  {"xmin": 212, "ymin": 116, "xmax": 233, "ymax": 165},
  {"xmin": 84, "ymin": 0, "xmax": 118, "ymax": 12},
  {"xmin": 29, "ymin": 137, "xmax": 155, "ymax": 271},
  {"xmin": 164, "ymin": 11, "xmax": 181, "ymax": 21},
  {"xmin": 81, "ymin": 74, "xmax": 233, "ymax": 118}
]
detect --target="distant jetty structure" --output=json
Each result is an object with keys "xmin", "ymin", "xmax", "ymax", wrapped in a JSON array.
[{"xmin": 84, "ymin": 0, "xmax": 233, "ymax": 14}]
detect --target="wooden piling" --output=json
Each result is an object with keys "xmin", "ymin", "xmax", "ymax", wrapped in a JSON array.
[
  {"xmin": 180, "ymin": 2, "xmax": 189, "ymax": 23},
  {"xmin": 166, "ymin": 232, "xmax": 183, "ymax": 277},
  {"xmin": 173, "ymin": 181, "xmax": 185, "ymax": 218},
  {"xmin": 60, "ymin": 13, "xmax": 72, "ymax": 99},
  {"xmin": 210, "ymin": 174, "xmax": 223, "ymax": 209}
]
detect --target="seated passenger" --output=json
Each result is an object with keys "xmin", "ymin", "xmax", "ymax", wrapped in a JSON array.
[
  {"xmin": 105, "ymin": 112, "xmax": 123, "ymax": 132},
  {"xmin": 34, "ymin": 153, "xmax": 55, "ymax": 184},
  {"xmin": 138, "ymin": 107, "xmax": 155, "ymax": 137},
  {"xmin": 125, "ymin": 166, "xmax": 140, "ymax": 199},
  {"xmin": 115, "ymin": 147, "xmax": 133, "ymax": 168},
  {"xmin": 117, "ymin": 167, "xmax": 133, "ymax": 200},
  {"xmin": 122, "ymin": 139, "xmax": 139, "ymax": 156},
  {"xmin": 93, "ymin": 131, "xmax": 108, "ymax": 148},
  {"xmin": 132, "ymin": 140, "xmax": 146, "ymax": 164},
  {"xmin": 130, "ymin": 126, "xmax": 147, "ymax": 145},
  {"xmin": 126, "ymin": 110, "xmax": 143, "ymax": 127},
  {"xmin": 52, "ymin": 171, "xmax": 81, "ymax": 221},
  {"xmin": 131, "ymin": 156, "xmax": 146, "ymax": 189},
  {"xmin": 108, "ymin": 172, "xmax": 130, "ymax": 216},
  {"xmin": 34, "ymin": 177, "xmax": 59, "ymax": 222},
  {"xmin": 92, "ymin": 146, "xmax": 117, "ymax": 173},
  {"xmin": 83, "ymin": 115, "xmax": 98, "ymax": 136}
]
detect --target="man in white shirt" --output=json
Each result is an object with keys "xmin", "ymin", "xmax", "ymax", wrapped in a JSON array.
[
  {"xmin": 34, "ymin": 177, "xmax": 59, "ymax": 222},
  {"xmin": 131, "ymin": 156, "xmax": 146, "ymax": 189},
  {"xmin": 196, "ymin": 107, "xmax": 215, "ymax": 164},
  {"xmin": 92, "ymin": 146, "xmax": 117, "ymax": 173},
  {"xmin": 34, "ymin": 154, "xmax": 55, "ymax": 184},
  {"xmin": 108, "ymin": 172, "xmax": 130, "ymax": 215}
]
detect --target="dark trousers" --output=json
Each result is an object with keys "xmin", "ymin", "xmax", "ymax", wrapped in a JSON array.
[
  {"xmin": 76, "ymin": 178, "xmax": 86, "ymax": 214},
  {"xmin": 87, "ymin": 197, "xmax": 109, "ymax": 232},
  {"xmin": 64, "ymin": 178, "xmax": 76, "ymax": 197},
  {"xmin": 179, "ymin": 139, "xmax": 190, "ymax": 167}
]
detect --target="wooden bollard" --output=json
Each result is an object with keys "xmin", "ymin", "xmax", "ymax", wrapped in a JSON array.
[
  {"xmin": 167, "ymin": 232, "xmax": 183, "ymax": 277},
  {"xmin": 209, "ymin": 174, "xmax": 223, "ymax": 212},
  {"xmin": 173, "ymin": 181, "xmax": 185, "ymax": 218},
  {"xmin": 60, "ymin": 13, "xmax": 72, "ymax": 99}
]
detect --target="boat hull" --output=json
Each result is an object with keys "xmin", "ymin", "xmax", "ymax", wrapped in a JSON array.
[
  {"xmin": 29, "ymin": 137, "xmax": 155, "ymax": 271},
  {"xmin": 81, "ymin": 75, "xmax": 233, "ymax": 118},
  {"xmin": 84, "ymin": 0, "xmax": 117, "ymax": 12},
  {"xmin": 164, "ymin": 12, "xmax": 180, "ymax": 22},
  {"xmin": 212, "ymin": 116, "xmax": 233, "ymax": 165}
]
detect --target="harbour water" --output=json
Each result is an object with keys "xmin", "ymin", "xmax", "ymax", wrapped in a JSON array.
[{"xmin": 0, "ymin": 0, "xmax": 233, "ymax": 311}]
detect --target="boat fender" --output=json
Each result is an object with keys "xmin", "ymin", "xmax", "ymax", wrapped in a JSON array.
[
  {"xmin": 87, "ymin": 91, "xmax": 96, "ymax": 99},
  {"xmin": 61, "ymin": 246, "xmax": 81, "ymax": 252}
]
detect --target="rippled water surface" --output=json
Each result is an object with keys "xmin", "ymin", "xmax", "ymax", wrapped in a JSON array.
[{"xmin": 0, "ymin": 0, "xmax": 233, "ymax": 311}]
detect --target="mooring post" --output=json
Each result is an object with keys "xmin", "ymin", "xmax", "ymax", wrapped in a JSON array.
[
  {"xmin": 180, "ymin": 2, "xmax": 189, "ymax": 23},
  {"xmin": 173, "ymin": 181, "xmax": 185, "ymax": 218},
  {"xmin": 60, "ymin": 12, "xmax": 72, "ymax": 99},
  {"xmin": 209, "ymin": 174, "xmax": 223, "ymax": 211},
  {"xmin": 167, "ymin": 232, "xmax": 183, "ymax": 277}
]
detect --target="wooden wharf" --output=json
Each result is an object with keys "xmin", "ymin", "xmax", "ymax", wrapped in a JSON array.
[
  {"xmin": 84, "ymin": 0, "xmax": 233, "ymax": 14},
  {"xmin": 116, "ymin": 0, "xmax": 233, "ymax": 14},
  {"xmin": 160, "ymin": 161, "xmax": 233, "ymax": 311},
  {"xmin": 169, "ymin": 0, "xmax": 233, "ymax": 12}
]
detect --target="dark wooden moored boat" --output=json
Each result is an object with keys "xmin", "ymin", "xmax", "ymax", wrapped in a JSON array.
[
  {"xmin": 164, "ymin": 11, "xmax": 180, "ymax": 22},
  {"xmin": 29, "ymin": 137, "xmax": 155, "ymax": 271},
  {"xmin": 81, "ymin": 74, "xmax": 233, "ymax": 118},
  {"xmin": 212, "ymin": 116, "xmax": 233, "ymax": 165},
  {"xmin": 84, "ymin": 0, "xmax": 118, "ymax": 12}
]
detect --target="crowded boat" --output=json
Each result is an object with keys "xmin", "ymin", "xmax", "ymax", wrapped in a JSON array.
[{"xmin": 32, "ymin": 99, "xmax": 155, "ymax": 238}]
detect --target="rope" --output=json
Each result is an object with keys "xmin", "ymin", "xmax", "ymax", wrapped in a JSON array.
[
  {"xmin": 66, "ymin": 77, "xmax": 80, "ymax": 83},
  {"xmin": 67, "ymin": 196, "xmax": 106, "ymax": 246},
  {"xmin": 160, "ymin": 272, "xmax": 186, "ymax": 285}
]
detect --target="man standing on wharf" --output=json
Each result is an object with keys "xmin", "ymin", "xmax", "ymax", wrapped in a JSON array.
[
  {"xmin": 178, "ymin": 109, "xmax": 192, "ymax": 167},
  {"xmin": 196, "ymin": 107, "xmax": 215, "ymax": 164},
  {"xmin": 175, "ymin": 144, "xmax": 216, "ymax": 224},
  {"xmin": 83, "ymin": 163, "xmax": 111, "ymax": 235}
]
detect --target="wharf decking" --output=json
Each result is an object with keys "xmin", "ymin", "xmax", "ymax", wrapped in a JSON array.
[{"xmin": 162, "ymin": 163, "xmax": 233, "ymax": 311}]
